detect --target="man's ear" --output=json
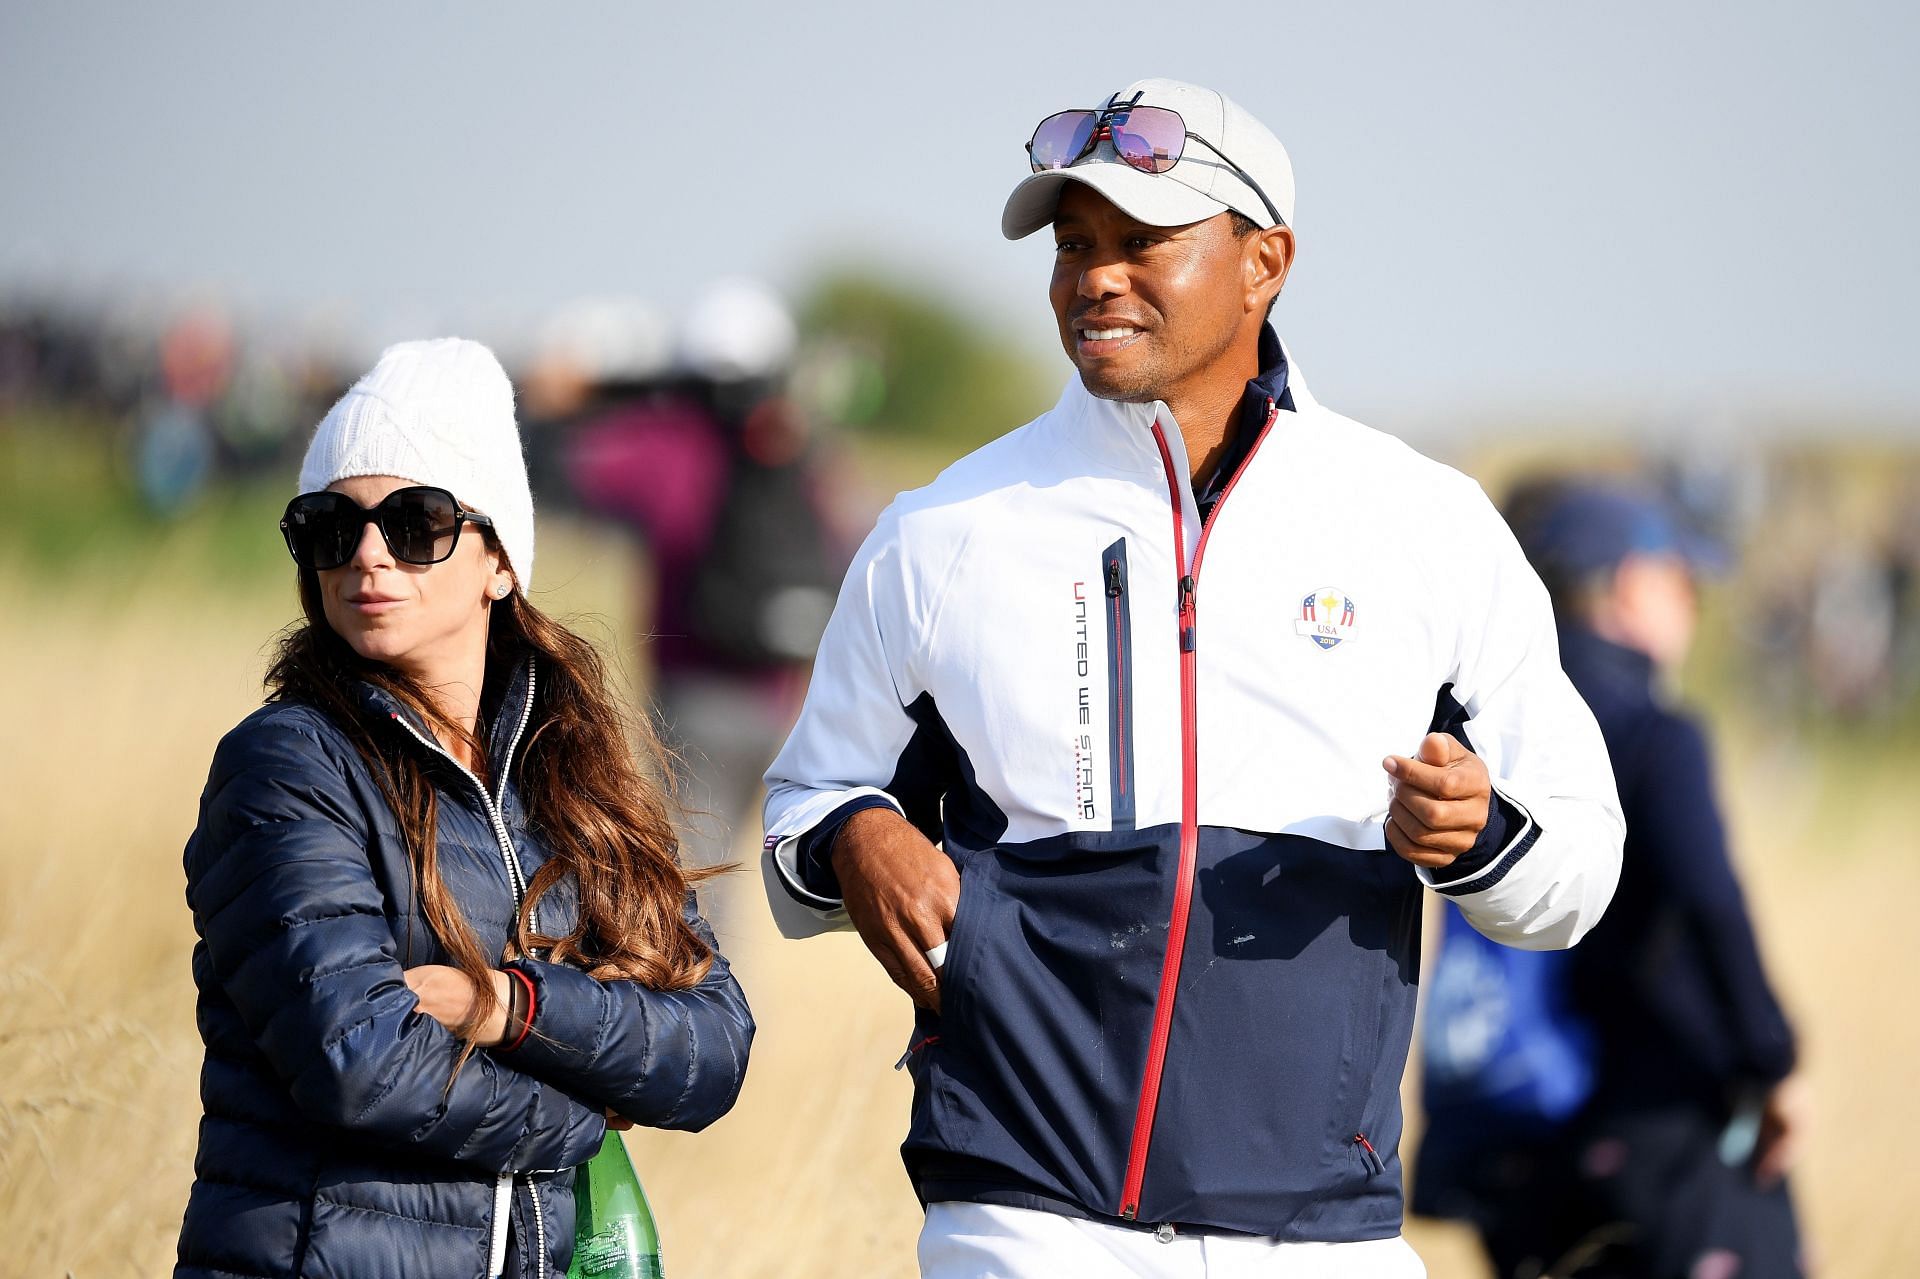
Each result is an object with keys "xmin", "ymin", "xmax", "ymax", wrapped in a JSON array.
[{"xmin": 1247, "ymin": 225, "xmax": 1296, "ymax": 314}]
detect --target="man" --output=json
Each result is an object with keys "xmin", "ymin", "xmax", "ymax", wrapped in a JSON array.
[
  {"xmin": 1418, "ymin": 482, "xmax": 1806, "ymax": 1279},
  {"xmin": 762, "ymin": 79, "xmax": 1624, "ymax": 1277}
]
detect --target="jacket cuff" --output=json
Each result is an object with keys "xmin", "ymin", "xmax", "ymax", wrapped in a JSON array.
[
  {"xmin": 1423, "ymin": 788, "xmax": 1540, "ymax": 895},
  {"xmin": 794, "ymin": 795, "xmax": 902, "ymax": 899},
  {"xmin": 1735, "ymin": 1032, "xmax": 1799, "ymax": 1087},
  {"xmin": 501, "ymin": 967, "xmax": 538, "ymax": 1053},
  {"xmin": 500, "ymin": 958, "xmax": 608, "ymax": 1079}
]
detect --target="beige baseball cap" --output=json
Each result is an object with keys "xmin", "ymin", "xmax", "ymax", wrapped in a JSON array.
[{"xmin": 1002, "ymin": 77, "xmax": 1295, "ymax": 240}]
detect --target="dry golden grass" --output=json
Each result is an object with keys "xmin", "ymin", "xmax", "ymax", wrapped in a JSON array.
[{"xmin": 2, "ymin": 515, "xmax": 1916, "ymax": 1276}]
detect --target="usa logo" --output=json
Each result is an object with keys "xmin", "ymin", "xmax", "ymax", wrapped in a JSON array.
[{"xmin": 1295, "ymin": 587, "xmax": 1357, "ymax": 650}]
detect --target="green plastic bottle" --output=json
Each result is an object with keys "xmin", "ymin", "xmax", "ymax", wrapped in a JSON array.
[{"xmin": 567, "ymin": 1131, "xmax": 664, "ymax": 1278}]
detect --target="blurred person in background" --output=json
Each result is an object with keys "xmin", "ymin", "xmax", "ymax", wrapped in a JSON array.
[
  {"xmin": 211, "ymin": 341, "xmax": 315, "ymax": 477},
  {"xmin": 1805, "ymin": 540, "xmax": 1899, "ymax": 718},
  {"xmin": 1890, "ymin": 479, "xmax": 1920, "ymax": 705},
  {"xmin": 132, "ymin": 307, "xmax": 233, "ymax": 515},
  {"xmin": 1416, "ymin": 480, "xmax": 1806, "ymax": 1279},
  {"xmin": 177, "ymin": 338, "xmax": 752, "ymax": 1279},
  {"xmin": 565, "ymin": 279, "xmax": 847, "ymax": 890}
]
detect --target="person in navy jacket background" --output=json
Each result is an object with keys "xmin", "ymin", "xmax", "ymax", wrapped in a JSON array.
[
  {"xmin": 1418, "ymin": 481, "xmax": 1805, "ymax": 1279},
  {"xmin": 1548, "ymin": 483, "xmax": 1803, "ymax": 1276},
  {"xmin": 763, "ymin": 78, "xmax": 1623, "ymax": 1278}
]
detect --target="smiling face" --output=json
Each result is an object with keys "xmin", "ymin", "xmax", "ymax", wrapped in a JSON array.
[
  {"xmin": 1048, "ymin": 183, "xmax": 1290, "ymax": 409},
  {"xmin": 315, "ymin": 474, "xmax": 513, "ymax": 689}
]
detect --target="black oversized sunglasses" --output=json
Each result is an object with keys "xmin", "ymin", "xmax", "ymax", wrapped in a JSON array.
[{"xmin": 279, "ymin": 485, "xmax": 494, "ymax": 571}]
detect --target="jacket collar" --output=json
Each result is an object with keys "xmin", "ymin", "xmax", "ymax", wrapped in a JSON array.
[
  {"xmin": 1556, "ymin": 625, "xmax": 1654, "ymax": 695},
  {"xmin": 1048, "ymin": 325, "xmax": 1316, "ymax": 479},
  {"xmin": 354, "ymin": 655, "xmax": 538, "ymax": 788},
  {"xmin": 1244, "ymin": 323, "xmax": 1294, "ymax": 418},
  {"xmin": 1198, "ymin": 327, "xmax": 1294, "ymax": 511}
]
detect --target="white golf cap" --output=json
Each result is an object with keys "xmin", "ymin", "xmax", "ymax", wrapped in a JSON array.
[{"xmin": 1002, "ymin": 78, "xmax": 1295, "ymax": 240}]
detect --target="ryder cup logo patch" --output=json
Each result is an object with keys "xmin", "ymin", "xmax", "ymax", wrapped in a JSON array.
[{"xmin": 1295, "ymin": 587, "xmax": 1357, "ymax": 650}]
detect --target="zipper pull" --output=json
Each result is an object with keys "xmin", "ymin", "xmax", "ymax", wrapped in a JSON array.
[
  {"xmin": 1354, "ymin": 1132, "xmax": 1385, "ymax": 1175},
  {"xmin": 1178, "ymin": 575, "xmax": 1197, "ymax": 652},
  {"xmin": 893, "ymin": 1035, "xmax": 940, "ymax": 1070},
  {"xmin": 1106, "ymin": 559, "xmax": 1124, "ymax": 598}
]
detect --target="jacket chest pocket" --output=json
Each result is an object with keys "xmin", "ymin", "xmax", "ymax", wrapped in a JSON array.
[{"xmin": 926, "ymin": 533, "xmax": 1176, "ymax": 836}]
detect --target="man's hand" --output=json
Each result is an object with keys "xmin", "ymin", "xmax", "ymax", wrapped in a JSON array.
[
  {"xmin": 832, "ymin": 807, "xmax": 960, "ymax": 1013},
  {"xmin": 1382, "ymin": 732, "xmax": 1493, "ymax": 869},
  {"xmin": 1754, "ymin": 1073, "xmax": 1808, "ymax": 1188}
]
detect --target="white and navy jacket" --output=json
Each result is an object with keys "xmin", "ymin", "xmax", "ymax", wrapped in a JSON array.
[{"xmin": 762, "ymin": 333, "xmax": 1623, "ymax": 1241}]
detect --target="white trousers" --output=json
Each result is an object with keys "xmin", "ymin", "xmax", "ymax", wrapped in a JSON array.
[{"xmin": 918, "ymin": 1203, "xmax": 1427, "ymax": 1279}]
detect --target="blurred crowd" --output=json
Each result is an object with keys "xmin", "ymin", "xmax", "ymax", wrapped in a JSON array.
[
  {"xmin": 1628, "ymin": 448, "xmax": 1919, "ymax": 727},
  {"xmin": 0, "ymin": 297, "xmax": 345, "ymax": 510},
  {"xmin": 0, "ymin": 282, "xmax": 872, "ymax": 891},
  {"xmin": 5, "ymin": 290, "xmax": 1917, "ymax": 732}
]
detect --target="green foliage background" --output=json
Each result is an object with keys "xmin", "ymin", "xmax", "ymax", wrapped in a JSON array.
[{"xmin": 798, "ymin": 270, "xmax": 1054, "ymax": 445}]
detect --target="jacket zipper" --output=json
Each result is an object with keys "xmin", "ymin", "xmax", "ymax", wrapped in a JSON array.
[
  {"xmin": 383, "ymin": 663, "xmax": 541, "ymax": 928},
  {"xmin": 382, "ymin": 664, "xmax": 541, "ymax": 1277},
  {"xmin": 1118, "ymin": 401, "xmax": 1279, "ymax": 1222},
  {"xmin": 529, "ymin": 1179, "xmax": 549, "ymax": 1279}
]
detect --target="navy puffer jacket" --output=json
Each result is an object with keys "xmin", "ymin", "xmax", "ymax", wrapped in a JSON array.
[{"xmin": 177, "ymin": 660, "xmax": 754, "ymax": 1278}]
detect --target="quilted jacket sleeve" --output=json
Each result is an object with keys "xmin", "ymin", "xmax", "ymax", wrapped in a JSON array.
[
  {"xmin": 500, "ymin": 900, "xmax": 753, "ymax": 1131},
  {"xmin": 184, "ymin": 712, "xmax": 607, "ymax": 1173}
]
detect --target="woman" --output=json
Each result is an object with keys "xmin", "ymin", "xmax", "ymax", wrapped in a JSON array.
[{"xmin": 177, "ymin": 338, "xmax": 753, "ymax": 1278}]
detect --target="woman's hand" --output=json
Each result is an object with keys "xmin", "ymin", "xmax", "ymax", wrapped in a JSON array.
[{"xmin": 405, "ymin": 964, "xmax": 512, "ymax": 1046}]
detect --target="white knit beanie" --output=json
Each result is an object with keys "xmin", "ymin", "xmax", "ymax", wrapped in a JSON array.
[{"xmin": 298, "ymin": 338, "xmax": 536, "ymax": 588}]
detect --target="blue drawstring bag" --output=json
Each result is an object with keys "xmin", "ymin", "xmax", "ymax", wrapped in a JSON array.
[{"xmin": 1422, "ymin": 904, "xmax": 1596, "ymax": 1139}]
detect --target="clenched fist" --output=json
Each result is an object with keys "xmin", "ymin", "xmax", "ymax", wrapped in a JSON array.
[{"xmin": 1382, "ymin": 732, "xmax": 1492, "ymax": 869}]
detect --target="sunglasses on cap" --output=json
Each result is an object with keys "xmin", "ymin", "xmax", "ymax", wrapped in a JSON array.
[
  {"xmin": 1026, "ymin": 92, "xmax": 1285, "ymax": 229},
  {"xmin": 279, "ymin": 485, "xmax": 494, "ymax": 572}
]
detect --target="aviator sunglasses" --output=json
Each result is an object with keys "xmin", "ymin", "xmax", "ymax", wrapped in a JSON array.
[
  {"xmin": 1026, "ymin": 92, "xmax": 1285, "ymax": 228},
  {"xmin": 279, "ymin": 485, "xmax": 494, "ymax": 572}
]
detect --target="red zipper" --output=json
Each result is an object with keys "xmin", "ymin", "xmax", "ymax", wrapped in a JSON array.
[
  {"xmin": 1112, "ymin": 589, "xmax": 1130, "ymax": 795},
  {"xmin": 1118, "ymin": 401, "xmax": 1279, "ymax": 1221}
]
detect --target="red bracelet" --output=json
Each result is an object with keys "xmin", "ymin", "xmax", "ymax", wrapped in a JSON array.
[{"xmin": 503, "ymin": 968, "xmax": 538, "ymax": 1052}]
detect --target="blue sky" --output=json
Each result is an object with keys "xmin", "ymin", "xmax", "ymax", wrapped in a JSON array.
[{"xmin": 3, "ymin": 1, "xmax": 1914, "ymax": 432}]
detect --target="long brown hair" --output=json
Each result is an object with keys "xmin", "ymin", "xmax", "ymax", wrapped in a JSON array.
[{"xmin": 264, "ymin": 562, "xmax": 718, "ymax": 1053}]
